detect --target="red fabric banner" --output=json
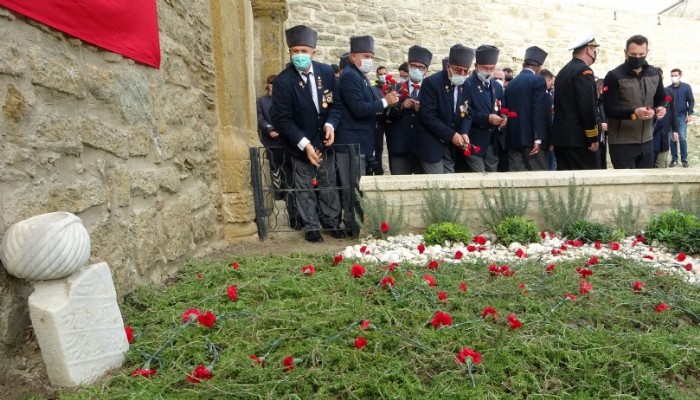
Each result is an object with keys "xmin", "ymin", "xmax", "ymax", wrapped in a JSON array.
[{"xmin": 0, "ymin": 0, "xmax": 160, "ymax": 68}]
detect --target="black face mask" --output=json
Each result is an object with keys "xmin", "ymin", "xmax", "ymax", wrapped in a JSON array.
[{"xmin": 626, "ymin": 56, "xmax": 646, "ymax": 69}]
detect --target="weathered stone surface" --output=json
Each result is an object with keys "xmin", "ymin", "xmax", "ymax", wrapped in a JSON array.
[
  {"xmin": 35, "ymin": 115, "xmax": 84, "ymax": 155},
  {"xmin": 3, "ymin": 84, "xmax": 28, "ymax": 122},
  {"xmin": 27, "ymin": 44, "xmax": 85, "ymax": 98},
  {"xmin": 28, "ymin": 262, "xmax": 129, "ymax": 386},
  {"xmin": 84, "ymin": 64, "xmax": 117, "ymax": 101},
  {"xmin": 104, "ymin": 162, "xmax": 131, "ymax": 208},
  {"xmin": 129, "ymin": 167, "xmax": 181, "ymax": 198},
  {"xmin": 115, "ymin": 69, "xmax": 153, "ymax": 124},
  {"xmin": 129, "ymin": 208, "xmax": 165, "ymax": 278},
  {"xmin": 88, "ymin": 214, "xmax": 136, "ymax": 295},
  {"xmin": 191, "ymin": 204, "xmax": 219, "ymax": 243},
  {"xmin": 161, "ymin": 201, "xmax": 194, "ymax": 261},
  {"xmin": 0, "ymin": 40, "xmax": 25, "ymax": 77},
  {"xmin": 222, "ymin": 192, "xmax": 255, "ymax": 223},
  {"xmin": 81, "ymin": 117, "xmax": 130, "ymax": 159}
]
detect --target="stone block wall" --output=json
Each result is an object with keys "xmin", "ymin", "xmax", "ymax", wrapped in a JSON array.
[{"xmin": 0, "ymin": 2, "xmax": 223, "ymax": 378}]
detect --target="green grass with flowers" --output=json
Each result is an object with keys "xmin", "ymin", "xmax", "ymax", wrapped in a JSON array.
[{"xmin": 60, "ymin": 248, "xmax": 700, "ymax": 399}]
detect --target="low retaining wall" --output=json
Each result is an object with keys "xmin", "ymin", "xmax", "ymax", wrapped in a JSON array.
[{"xmin": 359, "ymin": 169, "xmax": 700, "ymax": 234}]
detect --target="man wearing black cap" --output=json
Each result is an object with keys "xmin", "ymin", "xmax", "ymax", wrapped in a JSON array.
[
  {"xmin": 504, "ymin": 46, "xmax": 550, "ymax": 171},
  {"xmin": 603, "ymin": 35, "xmax": 667, "ymax": 169},
  {"xmin": 336, "ymin": 35, "xmax": 399, "ymax": 236},
  {"xmin": 413, "ymin": 44, "xmax": 475, "ymax": 174},
  {"xmin": 462, "ymin": 45, "xmax": 506, "ymax": 172},
  {"xmin": 551, "ymin": 34, "xmax": 601, "ymax": 170},
  {"xmin": 271, "ymin": 25, "xmax": 344, "ymax": 243},
  {"xmin": 385, "ymin": 45, "xmax": 433, "ymax": 175}
]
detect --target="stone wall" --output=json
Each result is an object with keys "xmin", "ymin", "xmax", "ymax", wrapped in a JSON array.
[
  {"xmin": 0, "ymin": 2, "xmax": 224, "ymax": 380},
  {"xmin": 360, "ymin": 169, "xmax": 700, "ymax": 233}
]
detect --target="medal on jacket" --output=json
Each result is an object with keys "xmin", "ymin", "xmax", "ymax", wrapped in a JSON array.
[
  {"xmin": 459, "ymin": 100, "xmax": 469, "ymax": 118},
  {"xmin": 316, "ymin": 76, "xmax": 323, "ymax": 90},
  {"xmin": 494, "ymin": 99, "xmax": 501, "ymax": 112}
]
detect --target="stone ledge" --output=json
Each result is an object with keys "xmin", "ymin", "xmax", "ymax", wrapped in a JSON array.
[{"xmin": 360, "ymin": 169, "xmax": 700, "ymax": 232}]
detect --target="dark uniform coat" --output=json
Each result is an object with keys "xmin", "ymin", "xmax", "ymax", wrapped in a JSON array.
[
  {"xmin": 504, "ymin": 69, "xmax": 548, "ymax": 148},
  {"xmin": 466, "ymin": 73, "xmax": 504, "ymax": 155},
  {"xmin": 413, "ymin": 70, "xmax": 471, "ymax": 164},
  {"xmin": 551, "ymin": 58, "xmax": 600, "ymax": 148},
  {"xmin": 385, "ymin": 84, "xmax": 419, "ymax": 155},
  {"xmin": 336, "ymin": 63, "xmax": 384, "ymax": 156},
  {"xmin": 271, "ymin": 61, "xmax": 341, "ymax": 161}
]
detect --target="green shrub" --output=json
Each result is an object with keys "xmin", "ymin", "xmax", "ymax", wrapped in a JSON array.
[
  {"xmin": 646, "ymin": 209, "xmax": 700, "ymax": 254},
  {"xmin": 566, "ymin": 220, "xmax": 624, "ymax": 243},
  {"xmin": 423, "ymin": 222, "xmax": 471, "ymax": 246},
  {"xmin": 421, "ymin": 183, "xmax": 465, "ymax": 226},
  {"xmin": 612, "ymin": 197, "xmax": 642, "ymax": 236},
  {"xmin": 356, "ymin": 188, "xmax": 405, "ymax": 238},
  {"xmin": 494, "ymin": 216, "xmax": 540, "ymax": 245},
  {"xmin": 671, "ymin": 184, "xmax": 700, "ymax": 219},
  {"xmin": 537, "ymin": 178, "xmax": 592, "ymax": 233},
  {"xmin": 480, "ymin": 183, "xmax": 529, "ymax": 231}
]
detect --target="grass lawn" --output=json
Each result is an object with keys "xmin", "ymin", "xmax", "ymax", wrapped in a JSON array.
[{"xmin": 60, "ymin": 249, "xmax": 700, "ymax": 399}]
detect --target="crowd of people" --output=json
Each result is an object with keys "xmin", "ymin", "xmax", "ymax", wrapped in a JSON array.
[{"xmin": 256, "ymin": 25, "xmax": 695, "ymax": 242}]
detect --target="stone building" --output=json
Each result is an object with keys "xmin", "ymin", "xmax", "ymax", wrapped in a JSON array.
[{"xmin": 0, "ymin": 0, "xmax": 699, "ymax": 385}]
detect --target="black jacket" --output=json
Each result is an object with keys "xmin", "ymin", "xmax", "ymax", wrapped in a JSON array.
[{"xmin": 551, "ymin": 58, "xmax": 600, "ymax": 147}]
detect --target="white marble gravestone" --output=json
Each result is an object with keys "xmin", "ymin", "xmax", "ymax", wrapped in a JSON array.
[{"xmin": 28, "ymin": 262, "xmax": 129, "ymax": 386}]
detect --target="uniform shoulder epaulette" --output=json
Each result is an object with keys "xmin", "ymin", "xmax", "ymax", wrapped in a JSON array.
[{"xmin": 582, "ymin": 69, "xmax": 593, "ymax": 75}]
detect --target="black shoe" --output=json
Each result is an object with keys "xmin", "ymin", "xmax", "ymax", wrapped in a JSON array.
[
  {"xmin": 290, "ymin": 218, "xmax": 303, "ymax": 230},
  {"xmin": 683, "ymin": 161, "xmax": 689, "ymax": 168},
  {"xmin": 305, "ymin": 231, "xmax": 324, "ymax": 243},
  {"xmin": 670, "ymin": 160, "xmax": 678, "ymax": 167},
  {"xmin": 328, "ymin": 229, "xmax": 346, "ymax": 239}
]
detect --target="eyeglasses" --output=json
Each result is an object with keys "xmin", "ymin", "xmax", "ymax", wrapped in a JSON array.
[{"xmin": 409, "ymin": 63, "xmax": 427, "ymax": 72}]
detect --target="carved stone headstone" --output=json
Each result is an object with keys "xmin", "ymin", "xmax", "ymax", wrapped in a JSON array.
[{"xmin": 28, "ymin": 262, "xmax": 129, "ymax": 386}]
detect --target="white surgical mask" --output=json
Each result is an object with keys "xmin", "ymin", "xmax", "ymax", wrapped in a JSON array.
[
  {"xmin": 450, "ymin": 68, "xmax": 468, "ymax": 86},
  {"xmin": 358, "ymin": 58, "xmax": 373, "ymax": 74},
  {"xmin": 671, "ymin": 76, "xmax": 680, "ymax": 84},
  {"xmin": 477, "ymin": 70, "xmax": 492, "ymax": 83},
  {"xmin": 409, "ymin": 67, "xmax": 425, "ymax": 82},
  {"xmin": 378, "ymin": 74, "xmax": 387, "ymax": 83},
  {"xmin": 494, "ymin": 78, "xmax": 504, "ymax": 86},
  {"xmin": 399, "ymin": 76, "xmax": 409, "ymax": 83}
]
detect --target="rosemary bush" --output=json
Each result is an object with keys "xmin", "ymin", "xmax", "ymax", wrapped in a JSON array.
[
  {"xmin": 480, "ymin": 183, "xmax": 529, "ymax": 231},
  {"xmin": 356, "ymin": 188, "xmax": 406, "ymax": 238},
  {"xmin": 612, "ymin": 196, "xmax": 642, "ymax": 236},
  {"xmin": 671, "ymin": 184, "xmax": 700, "ymax": 220},
  {"xmin": 421, "ymin": 183, "xmax": 465, "ymax": 226},
  {"xmin": 537, "ymin": 178, "xmax": 592, "ymax": 234}
]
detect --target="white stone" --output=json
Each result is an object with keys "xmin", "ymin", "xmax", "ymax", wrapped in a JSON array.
[
  {"xmin": 1, "ymin": 212, "xmax": 91, "ymax": 280},
  {"xmin": 28, "ymin": 262, "xmax": 129, "ymax": 387}
]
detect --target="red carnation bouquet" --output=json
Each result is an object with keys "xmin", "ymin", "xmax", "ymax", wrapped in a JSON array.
[{"xmin": 382, "ymin": 74, "xmax": 409, "ymax": 103}]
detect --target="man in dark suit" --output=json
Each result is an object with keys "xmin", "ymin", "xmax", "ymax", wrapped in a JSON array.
[
  {"xmin": 551, "ymin": 35, "xmax": 601, "ymax": 170},
  {"xmin": 463, "ymin": 45, "xmax": 506, "ymax": 172},
  {"xmin": 336, "ymin": 35, "xmax": 399, "ymax": 236},
  {"xmin": 271, "ymin": 25, "xmax": 344, "ymax": 243},
  {"xmin": 504, "ymin": 46, "xmax": 550, "ymax": 171},
  {"xmin": 413, "ymin": 44, "xmax": 475, "ymax": 174},
  {"xmin": 385, "ymin": 45, "xmax": 433, "ymax": 175}
]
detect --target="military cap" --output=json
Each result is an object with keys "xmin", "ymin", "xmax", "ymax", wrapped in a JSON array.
[
  {"xmin": 339, "ymin": 52, "xmax": 351, "ymax": 69},
  {"xmin": 285, "ymin": 25, "xmax": 318, "ymax": 48},
  {"xmin": 408, "ymin": 45, "xmax": 433, "ymax": 66},
  {"xmin": 350, "ymin": 35, "xmax": 375, "ymax": 54},
  {"xmin": 568, "ymin": 33, "xmax": 600, "ymax": 51},
  {"xmin": 448, "ymin": 44, "xmax": 476, "ymax": 67},
  {"xmin": 524, "ymin": 46, "xmax": 548, "ymax": 66},
  {"xmin": 442, "ymin": 57, "xmax": 449, "ymax": 70},
  {"xmin": 475, "ymin": 45, "xmax": 500, "ymax": 65}
]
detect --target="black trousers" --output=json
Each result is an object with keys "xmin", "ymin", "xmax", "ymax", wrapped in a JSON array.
[
  {"xmin": 554, "ymin": 146, "xmax": 600, "ymax": 170},
  {"xmin": 609, "ymin": 141, "xmax": 654, "ymax": 169}
]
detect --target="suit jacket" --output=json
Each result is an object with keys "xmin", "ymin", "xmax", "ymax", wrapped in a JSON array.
[
  {"xmin": 336, "ymin": 64, "xmax": 385, "ymax": 155},
  {"xmin": 504, "ymin": 69, "xmax": 548, "ymax": 148},
  {"xmin": 385, "ymin": 83, "xmax": 421, "ymax": 155},
  {"xmin": 551, "ymin": 58, "xmax": 600, "ymax": 148},
  {"xmin": 271, "ymin": 61, "xmax": 341, "ymax": 161},
  {"xmin": 466, "ymin": 73, "xmax": 504, "ymax": 156},
  {"xmin": 256, "ymin": 94, "xmax": 277, "ymax": 148},
  {"xmin": 413, "ymin": 70, "xmax": 471, "ymax": 164}
]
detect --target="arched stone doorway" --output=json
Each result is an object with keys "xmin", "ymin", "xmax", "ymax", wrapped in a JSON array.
[{"xmin": 208, "ymin": 0, "xmax": 287, "ymax": 242}]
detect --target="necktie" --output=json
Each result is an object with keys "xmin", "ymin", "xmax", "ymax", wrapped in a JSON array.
[
  {"xmin": 303, "ymin": 72, "xmax": 318, "ymax": 111},
  {"xmin": 411, "ymin": 84, "xmax": 420, "ymax": 99}
]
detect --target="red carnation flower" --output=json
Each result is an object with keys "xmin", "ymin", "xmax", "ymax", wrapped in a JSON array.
[
  {"xmin": 333, "ymin": 254, "xmax": 343, "ymax": 265},
  {"xmin": 500, "ymin": 264, "xmax": 513, "ymax": 276},
  {"xmin": 473, "ymin": 145, "xmax": 481, "ymax": 153},
  {"xmin": 507, "ymin": 313, "xmax": 522, "ymax": 330},
  {"xmin": 473, "ymin": 235, "xmax": 487, "ymax": 245},
  {"xmin": 636, "ymin": 234, "xmax": 646, "ymax": 243},
  {"xmin": 545, "ymin": 264, "xmax": 556, "ymax": 274},
  {"xmin": 197, "ymin": 311, "xmax": 217, "ymax": 328},
  {"xmin": 579, "ymin": 281, "xmax": 593, "ymax": 295},
  {"xmin": 632, "ymin": 280, "xmax": 644, "ymax": 291},
  {"xmin": 438, "ymin": 291, "xmax": 447, "ymax": 301},
  {"xmin": 186, "ymin": 365, "xmax": 212, "ymax": 383},
  {"xmin": 231, "ymin": 261, "xmax": 239, "ymax": 270},
  {"xmin": 423, "ymin": 274, "xmax": 436, "ymax": 287},
  {"xmin": 360, "ymin": 319, "xmax": 371, "ymax": 330},
  {"xmin": 385, "ymin": 74, "xmax": 393, "ymax": 82},
  {"xmin": 381, "ymin": 276, "xmax": 395, "ymax": 288},
  {"xmin": 685, "ymin": 263, "xmax": 693, "ymax": 272},
  {"xmin": 463, "ymin": 148, "xmax": 471, "ymax": 156},
  {"xmin": 351, "ymin": 264, "xmax": 366, "ymax": 278},
  {"xmin": 466, "ymin": 244, "xmax": 477, "ymax": 252},
  {"xmin": 354, "ymin": 337, "xmax": 368, "ymax": 349},
  {"xmin": 132, "ymin": 368, "xmax": 157, "ymax": 378},
  {"xmin": 311, "ymin": 178, "xmax": 318, "ymax": 187},
  {"xmin": 576, "ymin": 267, "xmax": 593, "ymax": 279},
  {"xmin": 380, "ymin": 220, "xmax": 390, "ymax": 234},
  {"xmin": 428, "ymin": 260, "xmax": 439, "ymax": 270},
  {"xmin": 488, "ymin": 263, "xmax": 500, "ymax": 275},
  {"xmin": 665, "ymin": 95, "xmax": 672, "ymax": 102},
  {"xmin": 515, "ymin": 248, "xmax": 527, "ymax": 258},
  {"xmin": 250, "ymin": 354, "xmax": 265, "ymax": 366},
  {"xmin": 500, "ymin": 107, "xmax": 510, "ymax": 114},
  {"xmin": 417, "ymin": 243, "xmax": 425, "ymax": 254},
  {"xmin": 456, "ymin": 347, "xmax": 482, "ymax": 365},
  {"xmin": 603, "ymin": 85, "xmax": 609, "ymax": 92},
  {"xmin": 610, "ymin": 242, "xmax": 620, "ymax": 251},
  {"xmin": 654, "ymin": 302, "xmax": 670, "ymax": 313},
  {"xmin": 564, "ymin": 293, "xmax": 577, "ymax": 301},
  {"xmin": 560, "ymin": 244, "xmax": 568, "ymax": 251},
  {"xmin": 360, "ymin": 245, "xmax": 368, "ymax": 254},
  {"xmin": 459, "ymin": 282, "xmax": 468, "ymax": 292},
  {"xmin": 431, "ymin": 311, "xmax": 453, "ymax": 328},
  {"xmin": 481, "ymin": 306, "xmax": 497, "ymax": 319},
  {"xmin": 283, "ymin": 356, "xmax": 295, "ymax": 372},
  {"xmin": 301, "ymin": 264, "xmax": 315, "ymax": 275},
  {"xmin": 643, "ymin": 254, "xmax": 654, "ymax": 260},
  {"xmin": 676, "ymin": 252, "xmax": 687, "ymax": 262},
  {"xmin": 540, "ymin": 231, "xmax": 546, "ymax": 239},
  {"xmin": 508, "ymin": 111, "xmax": 517, "ymax": 118},
  {"xmin": 196, "ymin": 273, "xmax": 203, "ymax": 279},
  {"xmin": 182, "ymin": 307, "xmax": 201, "ymax": 323},
  {"xmin": 125, "ymin": 326, "xmax": 134, "ymax": 344},
  {"xmin": 227, "ymin": 285, "xmax": 238, "ymax": 301},
  {"xmin": 454, "ymin": 250, "xmax": 463, "ymax": 260},
  {"xmin": 587, "ymin": 256, "xmax": 599, "ymax": 266},
  {"xmin": 388, "ymin": 262, "xmax": 398, "ymax": 271},
  {"xmin": 595, "ymin": 241, "xmax": 602, "ymax": 250}
]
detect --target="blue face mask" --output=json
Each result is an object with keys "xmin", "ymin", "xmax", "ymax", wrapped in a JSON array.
[
  {"xmin": 291, "ymin": 54, "xmax": 312, "ymax": 71},
  {"xmin": 409, "ymin": 68, "xmax": 425, "ymax": 82}
]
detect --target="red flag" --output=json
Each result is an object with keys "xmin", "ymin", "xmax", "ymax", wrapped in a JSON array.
[{"xmin": 0, "ymin": 0, "xmax": 160, "ymax": 68}]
